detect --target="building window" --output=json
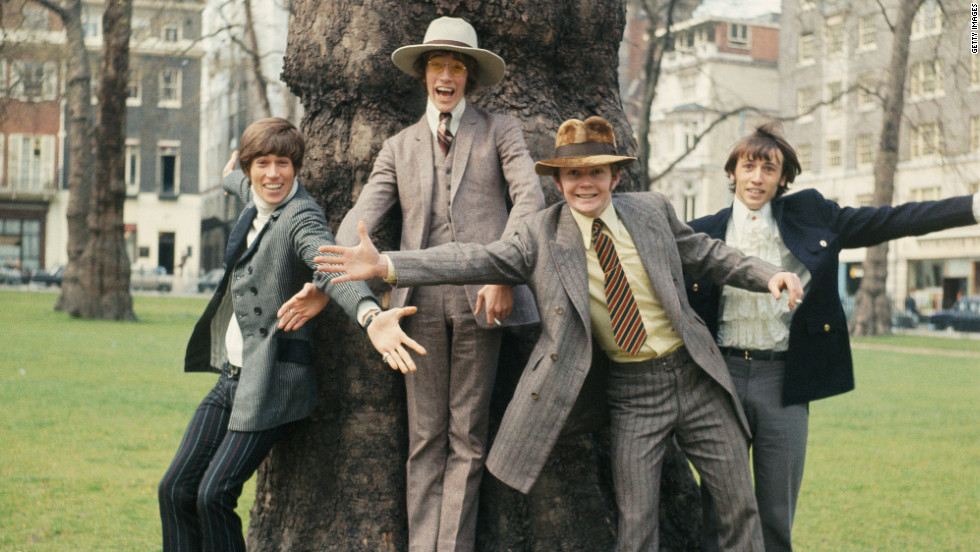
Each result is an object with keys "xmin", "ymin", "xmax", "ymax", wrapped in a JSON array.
[
  {"xmin": 970, "ymin": 55, "xmax": 979, "ymax": 87},
  {"xmin": 912, "ymin": 0, "xmax": 943, "ymax": 37},
  {"xmin": 798, "ymin": 33, "xmax": 814, "ymax": 63},
  {"xmin": 910, "ymin": 60, "xmax": 943, "ymax": 99},
  {"xmin": 970, "ymin": 115, "xmax": 979, "ymax": 154},
  {"xmin": 126, "ymin": 140, "xmax": 141, "ymax": 196},
  {"xmin": 158, "ymin": 67, "xmax": 181, "ymax": 108},
  {"xmin": 6, "ymin": 134, "xmax": 56, "ymax": 191},
  {"xmin": 910, "ymin": 123, "xmax": 940, "ymax": 159},
  {"xmin": 680, "ymin": 71, "xmax": 696, "ymax": 100},
  {"xmin": 22, "ymin": 6, "xmax": 48, "ymax": 30},
  {"xmin": 857, "ymin": 134, "xmax": 874, "ymax": 167},
  {"xmin": 858, "ymin": 15, "xmax": 876, "ymax": 49},
  {"xmin": 729, "ymin": 24, "xmax": 748, "ymax": 47},
  {"xmin": 827, "ymin": 81, "xmax": 842, "ymax": 114},
  {"xmin": 127, "ymin": 68, "xmax": 141, "ymax": 106},
  {"xmin": 10, "ymin": 61, "xmax": 58, "ymax": 102},
  {"xmin": 158, "ymin": 143, "xmax": 180, "ymax": 196},
  {"xmin": 826, "ymin": 24, "xmax": 844, "ymax": 56},
  {"xmin": 826, "ymin": 140, "xmax": 842, "ymax": 168},
  {"xmin": 797, "ymin": 86, "xmax": 815, "ymax": 116},
  {"xmin": 909, "ymin": 186, "xmax": 941, "ymax": 202},
  {"xmin": 858, "ymin": 73, "xmax": 876, "ymax": 109},
  {"xmin": 684, "ymin": 121, "xmax": 698, "ymax": 150},
  {"xmin": 797, "ymin": 143, "xmax": 813, "ymax": 172},
  {"xmin": 162, "ymin": 22, "xmax": 180, "ymax": 42},
  {"xmin": 82, "ymin": 12, "xmax": 101, "ymax": 38}
]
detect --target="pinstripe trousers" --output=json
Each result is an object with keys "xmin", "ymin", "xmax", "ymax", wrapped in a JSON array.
[
  {"xmin": 159, "ymin": 369, "xmax": 290, "ymax": 552},
  {"xmin": 608, "ymin": 347, "xmax": 763, "ymax": 552}
]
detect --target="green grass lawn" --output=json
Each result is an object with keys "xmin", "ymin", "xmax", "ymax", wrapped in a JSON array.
[{"xmin": 1, "ymin": 290, "xmax": 977, "ymax": 550}]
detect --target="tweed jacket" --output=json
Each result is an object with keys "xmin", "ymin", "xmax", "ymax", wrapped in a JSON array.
[
  {"xmin": 388, "ymin": 192, "xmax": 783, "ymax": 493},
  {"xmin": 335, "ymin": 105, "xmax": 545, "ymax": 328},
  {"xmin": 685, "ymin": 189, "xmax": 977, "ymax": 406},
  {"xmin": 184, "ymin": 171, "xmax": 377, "ymax": 432}
]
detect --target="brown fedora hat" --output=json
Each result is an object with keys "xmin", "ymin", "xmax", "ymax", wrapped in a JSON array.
[{"xmin": 534, "ymin": 116, "xmax": 636, "ymax": 176}]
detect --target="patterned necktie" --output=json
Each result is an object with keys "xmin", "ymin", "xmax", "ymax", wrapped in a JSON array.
[
  {"xmin": 437, "ymin": 112, "xmax": 453, "ymax": 156},
  {"xmin": 592, "ymin": 218, "xmax": 648, "ymax": 356}
]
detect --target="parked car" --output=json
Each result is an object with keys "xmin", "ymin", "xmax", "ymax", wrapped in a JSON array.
[
  {"xmin": 32, "ymin": 265, "xmax": 65, "ymax": 287},
  {"xmin": 929, "ymin": 297, "xmax": 980, "ymax": 332},
  {"xmin": 197, "ymin": 268, "xmax": 224, "ymax": 293},
  {"xmin": 131, "ymin": 266, "xmax": 173, "ymax": 292},
  {"xmin": 0, "ymin": 265, "xmax": 23, "ymax": 285}
]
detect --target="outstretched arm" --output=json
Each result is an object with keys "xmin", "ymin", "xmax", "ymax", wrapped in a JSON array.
[
  {"xmin": 366, "ymin": 307, "xmax": 427, "ymax": 373},
  {"xmin": 316, "ymin": 221, "xmax": 391, "ymax": 282}
]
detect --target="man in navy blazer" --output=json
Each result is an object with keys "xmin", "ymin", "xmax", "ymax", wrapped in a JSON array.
[{"xmin": 686, "ymin": 122, "xmax": 980, "ymax": 552}]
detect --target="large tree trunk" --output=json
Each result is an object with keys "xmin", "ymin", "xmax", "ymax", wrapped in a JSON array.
[
  {"xmin": 248, "ymin": 1, "xmax": 699, "ymax": 550},
  {"xmin": 36, "ymin": 0, "xmax": 96, "ymax": 313},
  {"xmin": 72, "ymin": 0, "xmax": 135, "ymax": 320},
  {"xmin": 849, "ymin": 0, "xmax": 923, "ymax": 337}
]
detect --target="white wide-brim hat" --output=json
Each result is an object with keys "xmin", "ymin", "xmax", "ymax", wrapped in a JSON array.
[{"xmin": 391, "ymin": 17, "xmax": 506, "ymax": 88}]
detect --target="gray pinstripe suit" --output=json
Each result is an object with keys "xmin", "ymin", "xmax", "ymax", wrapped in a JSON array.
[
  {"xmin": 335, "ymin": 105, "xmax": 544, "ymax": 551},
  {"xmin": 389, "ymin": 193, "xmax": 774, "ymax": 551},
  {"xmin": 161, "ymin": 170, "xmax": 377, "ymax": 551}
]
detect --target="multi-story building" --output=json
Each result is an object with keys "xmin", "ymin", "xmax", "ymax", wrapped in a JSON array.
[
  {"xmin": 644, "ymin": 13, "xmax": 782, "ymax": 220},
  {"xmin": 779, "ymin": 0, "xmax": 980, "ymax": 312},
  {"xmin": 199, "ymin": 0, "xmax": 299, "ymax": 271},
  {"xmin": 0, "ymin": 0, "xmax": 204, "ymax": 290}
]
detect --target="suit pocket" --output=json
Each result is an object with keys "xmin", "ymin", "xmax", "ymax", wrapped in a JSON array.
[{"xmin": 276, "ymin": 337, "xmax": 314, "ymax": 365}]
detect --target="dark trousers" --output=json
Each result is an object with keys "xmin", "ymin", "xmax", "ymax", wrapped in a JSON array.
[{"xmin": 159, "ymin": 371, "xmax": 290, "ymax": 552}]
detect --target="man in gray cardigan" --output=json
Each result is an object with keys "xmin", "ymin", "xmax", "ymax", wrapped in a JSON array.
[{"xmin": 158, "ymin": 118, "xmax": 422, "ymax": 552}]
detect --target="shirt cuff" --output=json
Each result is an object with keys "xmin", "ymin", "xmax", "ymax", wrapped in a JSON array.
[
  {"xmin": 972, "ymin": 192, "xmax": 980, "ymax": 223},
  {"xmin": 356, "ymin": 299, "xmax": 381, "ymax": 326},
  {"xmin": 383, "ymin": 255, "xmax": 398, "ymax": 284}
]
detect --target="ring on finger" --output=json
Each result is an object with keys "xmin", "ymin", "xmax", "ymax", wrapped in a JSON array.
[{"xmin": 381, "ymin": 352, "xmax": 390, "ymax": 364}]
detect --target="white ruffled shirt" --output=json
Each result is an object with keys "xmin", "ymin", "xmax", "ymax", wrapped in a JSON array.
[{"xmin": 717, "ymin": 199, "xmax": 810, "ymax": 351}]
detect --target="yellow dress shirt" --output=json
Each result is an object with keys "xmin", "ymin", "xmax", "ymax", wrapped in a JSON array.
[{"xmin": 571, "ymin": 204, "xmax": 684, "ymax": 363}]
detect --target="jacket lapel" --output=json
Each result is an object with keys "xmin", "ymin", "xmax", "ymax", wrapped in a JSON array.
[
  {"xmin": 225, "ymin": 205, "xmax": 256, "ymax": 267},
  {"xmin": 412, "ymin": 118, "xmax": 435, "ymax": 248},
  {"xmin": 450, "ymin": 107, "xmax": 477, "ymax": 200},
  {"xmin": 548, "ymin": 204, "xmax": 591, "ymax": 331},
  {"xmin": 614, "ymin": 196, "xmax": 680, "ymax": 314}
]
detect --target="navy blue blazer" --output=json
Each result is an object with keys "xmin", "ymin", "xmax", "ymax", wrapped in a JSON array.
[{"xmin": 685, "ymin": 189, "xmax": 976, "ymax": 405}]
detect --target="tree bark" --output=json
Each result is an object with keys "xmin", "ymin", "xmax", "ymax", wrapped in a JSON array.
[
  {"xmin": 849, "ymin": 0, "xmax": 924, "ymax": 337},
  {"xmin": 72, "ymin": 0, "xmax": 135, "ymax": 320},
  {"xmin": 35, "ymin": 0, "xmax": 96, "ymax": 313},
  {"xmin": 248, "ymin": 1, "xmax": 699, "ymax": 549}
]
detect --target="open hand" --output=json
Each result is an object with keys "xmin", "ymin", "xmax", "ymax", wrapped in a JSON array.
[
  {"xmin": 315, "ymin": 221, "xmax": 388, "ymax": 283},
  {"xmin": 277, "ymin": 283, "xmax": 330, "ymax": 331},
  {"xmin": 367, "ymin": 307, "xmax": 427, "ymax": 374}
]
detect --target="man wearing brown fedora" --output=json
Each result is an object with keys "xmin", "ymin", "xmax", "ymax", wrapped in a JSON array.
[
  {"xmin": 280, "ymin": 15, "xmax": 544, "ymax": 552},
  {"xmin": 315, "ymin": 116, "xmax": 805, "ymax": 552}
]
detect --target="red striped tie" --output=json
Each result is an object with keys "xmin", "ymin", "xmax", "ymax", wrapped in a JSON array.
[
  {"xmin": 438, "ymin": 112, "xmax": 453, "ymax": 156},
  {"xmin": 592, "ymin": 218, "xmax": 648, "ymax": 356}
]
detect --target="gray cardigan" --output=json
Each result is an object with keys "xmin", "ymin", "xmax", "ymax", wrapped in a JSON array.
[{"xmin": 184, "ymin": 171, "xmax": 377, "ymax": 431}]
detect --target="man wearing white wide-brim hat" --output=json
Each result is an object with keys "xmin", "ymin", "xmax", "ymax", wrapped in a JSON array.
[{"xmin": 281, "ymin": 15, "xmax": 544, "ymax": 552}]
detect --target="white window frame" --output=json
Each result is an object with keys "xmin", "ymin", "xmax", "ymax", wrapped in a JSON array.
[
  {"xmin": 162, "ymin": 21, "xmax": 180, "ymax": 42},
  {"xmin": 826, "ymin": 139, "xmax": 842, "ymax": 168},
  {"xmin": 797, "ymin": 86, "xmax": 815, "ymax": 117},
  {"xmin": 826, "ymin": 81, "xmax": 843, "ymax": 115},
  {"xmin": 857, "ymin": 134, "xmax": 874, "ymax": 167},
  {"xmin": 158, "ymin": 67, "xmax": 181, "ymax": 108},
  {"xmin": 972, "ymin": 55, "xmax": 979, "ymax": 88},
  {"xmin": 7, "ymin": 134, "xmax": 56, "ymax": 191},
  {"xmin": 798, "ymin": 33, "xmax": 815, "ymax": 64},
  {"xmin": 910, "ymin": 60, "xmax": 944, "ymax": 100},
  {"xmin": 22, "ymin": 6, "xmax": 48, "ymax": 31},
  {"xmin": 11, "ymin": 61, "xmax": 58, "ymax": 102},
  {"xmin": 158, "ymin": 141, "xmax": 181, "ymax": 196},
  {"xmin": 127, "ymin": 66, "xmax": 142, "ymax": 107},
  {"xmin": 910, "ymin": 123, "xmax": 940, "ymax": 159},
  {"xmin": 82, "ymin": 12, "xmax": 101, "ymax": 38},
  {"xmin": 125, "ymin": 139, "xmax": 141, "ymax": 196},
  {"xmin": 858, "ymin": 73, "xmax": 877, "ymax": 110},
  {"xmin": 858, "ymin": 14, "xmax": 876, "ymax": 50},
  {"xmin": 728, "ymin": 24, "xmax": 749, "ymax": 48},
  {"xmin": 797, "ymin": 143, "xmax": 813, "ymax": 172},
  {"xmin": 912, "ymin": 0, "xmax": 943, "ymax": 38},
  {"xmin": 825, "ymin": 24, "xmax": 844, "ymax": 56}
]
